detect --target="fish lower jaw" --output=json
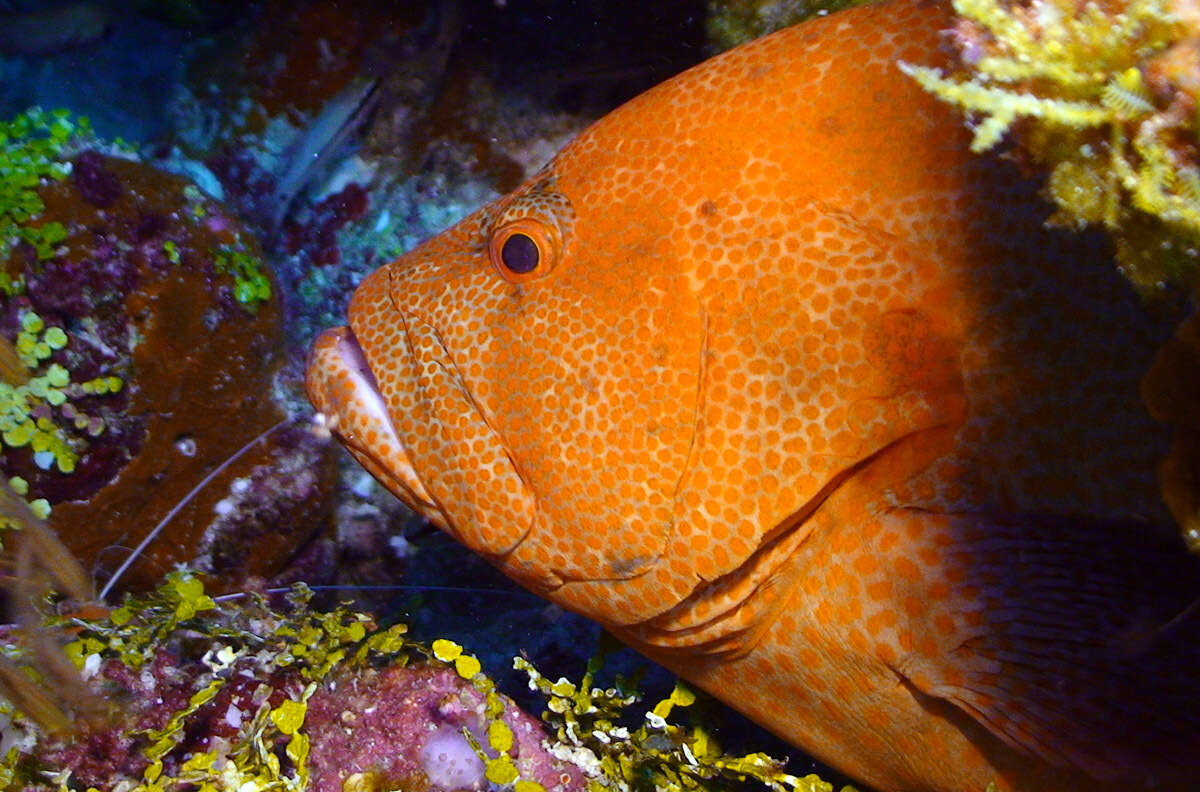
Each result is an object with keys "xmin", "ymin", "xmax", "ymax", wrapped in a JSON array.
[{"xmin": 306, "ymin": 326, "xmax": 434, "ymax": 509}]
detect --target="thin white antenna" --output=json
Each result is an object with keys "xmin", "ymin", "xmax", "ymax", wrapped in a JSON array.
[{"xmin": 97, "ymin": 416, "xmax": 292, "ymax": 601}]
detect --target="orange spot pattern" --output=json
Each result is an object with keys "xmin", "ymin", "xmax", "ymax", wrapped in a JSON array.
[{"xmin": 308, "ymin": 0, "xmax": 1197, "ymax": 790}]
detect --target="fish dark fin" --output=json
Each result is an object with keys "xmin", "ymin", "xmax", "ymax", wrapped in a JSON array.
[
  {"xmin": 897, "ymin": 511, "xmax": 1200, "ymax": 784},
  {"xmin": 1141, "ymin": 310, "xmax": 1200, "ymax": 550}
]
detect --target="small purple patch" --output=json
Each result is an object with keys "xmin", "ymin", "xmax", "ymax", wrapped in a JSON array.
[
  {"xmin": 421, "ymin": 725, "xmax": 486, "ymax": 790},
  {"xmin": 72, "ymin": 150, "xmax": 123, "ymax": 208},
  {"xmin": 284, "ymin": 183, "xmax": 370, "ymax": 268}
]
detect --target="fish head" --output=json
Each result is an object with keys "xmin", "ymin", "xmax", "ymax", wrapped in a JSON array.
[
  {"xmin": 303, "ymin": 3, "xmax": 1200, "ymax": 789},
  {"xmin": 307, "ymin": 15, "xmax": 971, "ymax": 629},
  {"xmin": 308, "ymin": 158, "xmax": 709, "ymax": 618}
]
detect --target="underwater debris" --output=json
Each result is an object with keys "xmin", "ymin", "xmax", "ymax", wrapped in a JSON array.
[
  {"xmin": 0, "ymin": 479, "xmax": 106, "ymax": 739},
  {"xmin": 899, "ymin": 0, "xmax": 1200, "ymax": 295},
  {"xmin": 0, "ymin": 572, "xmax": 833, "ymax": 792},
  {"xmin": 179, "ymin": 0, "xmax": 431, "ymax": 230},
  {"xmin": 266, "ymin": 77, "xmax": 382, "ymax": 235}
]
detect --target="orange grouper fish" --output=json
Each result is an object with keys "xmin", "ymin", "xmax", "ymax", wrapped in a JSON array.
[{"xmin": 307, "ymin": 0, "xmax": 1200, "ymax": 789}]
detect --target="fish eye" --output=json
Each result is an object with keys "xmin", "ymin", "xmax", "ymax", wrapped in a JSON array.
[
  {"xmin": 500, "ymin": 233, "xmax": 538, "ymax": 273},
  {"xmin": 488, "ymin": 218, "xmax": 561, "ymax": 283}
]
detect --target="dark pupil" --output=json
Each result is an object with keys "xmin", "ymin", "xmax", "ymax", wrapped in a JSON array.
[{"xmin": 500, "ymin": 233, "xmax": 539, "ymax": 274}]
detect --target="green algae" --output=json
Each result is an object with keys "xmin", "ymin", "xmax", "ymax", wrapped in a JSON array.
[
  {"xmin": 0, "ymin": 108, "xmax": 84, "ymax": 281},
  {"xmin": 0, "ymin": 310, "xmax": 123, "ymax": 489}
]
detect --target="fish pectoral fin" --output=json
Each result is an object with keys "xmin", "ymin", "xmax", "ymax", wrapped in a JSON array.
[{"xmin": 892, "ymin": 510, "xmax": 1200, "ymax": 785}]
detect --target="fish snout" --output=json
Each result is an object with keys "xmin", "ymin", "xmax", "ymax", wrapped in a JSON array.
[{"xmin": 306, "ymin": 325, "xmax": 436, "ymax": 513}]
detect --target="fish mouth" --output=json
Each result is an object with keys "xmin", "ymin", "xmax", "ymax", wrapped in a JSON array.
[{"xmin": 306, "ymin": 325, "xmax": 436, "ymax": 512}]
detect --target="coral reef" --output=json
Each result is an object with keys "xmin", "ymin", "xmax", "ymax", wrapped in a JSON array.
[
  {"xmin": 899, "ymin": 0, "xmax": 1200, "ymax": 295},
  {"xmin": 0, "ymin": 107, "xmax": 335, "ymax": 593},
  {"xmin": 0, "ymin": 6, "xmax": 867, "ymax": 788},
  {"xmin": 0, "ymin": 571, "xmax": 572, "ymax": 791},
  {"xmin": 0, "ymin": 572, "xmax": 840, "ymax": 792},
  {"xmin": 0, "ymin": 310, "xmax": 121, "ymax": 492},
  {"xmin": 305, "ymin": 658, "xmax": 582, "ymax": 792},
  {"xmin": 518, "ymin": 650, "xmax": 846, "ymax": 792},
  {"xmin": 177, "ymin": 0, "xmax": 430, "ymax": 229},
  {"xmin": 171, "ymin": 0, "xmax": 472, "ymax": 348},
  {"xmin": 171, "ymin": 0, "xmax": 704, "ymax": 352}
]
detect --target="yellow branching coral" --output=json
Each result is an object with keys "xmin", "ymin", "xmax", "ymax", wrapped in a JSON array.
[
  {"xmin": 516, "ymin": 647, "xmax": 853, "ymax": 792},
  {"xmin": 900, "ymin": 0, "xmax": 1200, "ymax": 293},
  {"xmin": 0, "ymin": 571, "xmax": 833, "ymax": 792}
]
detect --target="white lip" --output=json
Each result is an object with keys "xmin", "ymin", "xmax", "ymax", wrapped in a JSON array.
[
  {"xmin": 307, "ymin": 326, "xmax": 435, "ymax": 510},
  {"xmin": 334, "ymin": 328, "xmax": 389, "ymax": 426}
]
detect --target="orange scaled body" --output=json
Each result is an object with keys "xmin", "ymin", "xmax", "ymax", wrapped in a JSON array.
[{"xmin": 307, "ymin": 1, "xmax": 1200, "ymax": 789}]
